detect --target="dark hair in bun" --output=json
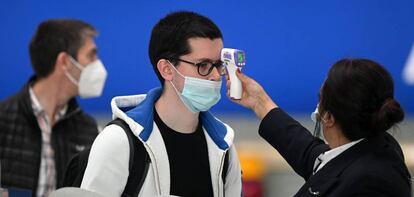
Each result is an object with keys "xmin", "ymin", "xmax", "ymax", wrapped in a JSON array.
[{"xmin": 319, "ymin": 58, "xmax": 404, "ymax": 141}]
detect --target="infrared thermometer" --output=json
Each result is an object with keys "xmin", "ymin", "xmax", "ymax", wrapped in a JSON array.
[{"xmin": 221, "ymin": 48, "xmax": 246, "ymax": 99}]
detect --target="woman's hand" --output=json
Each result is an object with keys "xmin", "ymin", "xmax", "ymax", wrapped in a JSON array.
[{"xmin": 226, "ymin": 69, "xmax": 278, "ymax": 119}]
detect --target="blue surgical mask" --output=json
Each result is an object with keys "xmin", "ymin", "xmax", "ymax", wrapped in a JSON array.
[
  {"xmin": 311, "ymin": 104, "xmax": 322, "ymax": 137},
  {"xmin": 311, "ymin": 104, "xmax": 319, "ymax": 123},
  {"xmin": 168, "ymin": 61, "xmax": 222, "ymax": 113}
]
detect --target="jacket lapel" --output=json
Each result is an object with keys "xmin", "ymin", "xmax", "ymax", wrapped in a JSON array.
[{"xmin": 294, "ymin": 134, "xmax": 386, "ymax": 196}]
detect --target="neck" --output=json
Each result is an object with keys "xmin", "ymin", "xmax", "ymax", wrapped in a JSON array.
[
  {"xmin": 32, "ymin": 76, "xmax": 72, "ymax": 125},
  {"xmin": 155, "ymin": 85, "xmax": 199, "ymax": 134},
  {"xmin": 326, "ymin": 127, "xmax": 351, "ymax": 149}
]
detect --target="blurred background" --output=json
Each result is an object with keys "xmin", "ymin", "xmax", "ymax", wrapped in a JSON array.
[{"xmin": 1, "ymin": 0, "xmax": 413, "ymax": 196}]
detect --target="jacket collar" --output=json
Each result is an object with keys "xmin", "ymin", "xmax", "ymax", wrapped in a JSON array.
[
  {"xmin": 113, "ymin": 87, "xmax": 232, "ymax": 150},
  {"xmin": 19, "ymin": 76, "xmax": 81, "ymax": 122},
  {"xmin": 295, "ymin": 132, "xmax": 408, "ymax": 196},
  {"xmin": 309, "ymin": 132, "xmax": 393, "ymax": 180}
]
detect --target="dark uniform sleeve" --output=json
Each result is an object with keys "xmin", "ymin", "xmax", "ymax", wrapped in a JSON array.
[{"xmin": 258, "ymin": 108, "xmax": 330, "ymax": 180}]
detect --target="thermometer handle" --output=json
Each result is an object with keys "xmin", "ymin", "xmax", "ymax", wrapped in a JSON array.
[{"xmin": 227, "ymin": 64, "xmax": 242, "ymax": 99}]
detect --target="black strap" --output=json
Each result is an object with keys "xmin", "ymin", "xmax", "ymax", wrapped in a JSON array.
[
  {"xmin": 61, "ymin": 146, "xmax": 92, "ymax": 187},
  {"xmin": 107, "ymin": 119, "xmax": 150, "ymax": 197},
  {"xmin": 221, "ymin": 150, "xmax": 230, "ymax": 197},
  {"xmin": 222, "ymin": 150, "xmax": 229, "ymax": 184}
]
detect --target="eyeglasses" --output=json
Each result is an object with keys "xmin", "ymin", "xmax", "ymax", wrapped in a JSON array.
[{"xmin": 171, "ymin": 58, "xmax": 226, "ymax": 76}]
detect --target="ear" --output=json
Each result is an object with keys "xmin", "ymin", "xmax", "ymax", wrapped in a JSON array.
[
  {"xmin": 157, "ymin": 59, "xmax": 174, "ymax": 81},
  {"xmin": 322, "ymin": 112, "xmax": 335, "ymax": 127},
  {"xmin": 55, "ymin": 52, "xmax": 70, "ymax": 73}
]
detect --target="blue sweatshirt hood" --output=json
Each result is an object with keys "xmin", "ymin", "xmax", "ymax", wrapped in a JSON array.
[{"xmin": 112, "ymin": 87, "xmax": 232, "ymax": 150}]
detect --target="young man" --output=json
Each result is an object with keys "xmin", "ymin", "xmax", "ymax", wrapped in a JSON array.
[
  {"xmin": 81, "ymin": 11, "xmax": 242, "ymax": 197},
  {"xmin": 0, "ymin": 19, "xmax": 106, "ymax": 197}
]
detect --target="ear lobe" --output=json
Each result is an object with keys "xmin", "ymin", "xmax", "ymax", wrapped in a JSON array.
[{"xmin": 157, "ymin": 59, "xmax": 173, "ymax": 81}]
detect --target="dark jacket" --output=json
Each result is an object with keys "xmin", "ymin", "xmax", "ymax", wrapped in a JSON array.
[
  {"xmin": 0, "ymin": 79, "xmax": 99, "ymax": 196},
  {"xmin": 259, "ymin": 108, "xmax": 412, "ymax": 197}
]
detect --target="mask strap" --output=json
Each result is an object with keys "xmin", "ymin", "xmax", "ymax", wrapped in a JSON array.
[
  {"xmin": 167, "ymin": 61, "xmax": 198, "ymax": 114},
  {"xmin": 69, "ymin": 56, "xmax": 84, "ymax": 71},
  {"xmin": 64, "ymin": 56, "xmax": 84, "ymax": 85},
  {"xmin": 167, "ymin": 60, "xmax": 184, "ymax": 94},
  {"xmin": 313, "ymin": 119, "xmax": 321, "ymax": 137},
  {"xmin": 64, "ymin": 71, "xmax": 79, "ymax": 85},
  {"xmin": 167, "ymin": 60, "xmax": 185, "ymax": 79},
  {"xmin": 313, "ymin": 111, "xmax": 330, "ymax": 138},
  {"xmin": 169, "ymin": 80, "xmax": 180, "ymax": 94}
]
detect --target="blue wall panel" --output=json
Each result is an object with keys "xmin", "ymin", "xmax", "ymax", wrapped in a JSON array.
[{"xmin": 1, "ymin": 0, "xmax": 413, "ymax": 114}]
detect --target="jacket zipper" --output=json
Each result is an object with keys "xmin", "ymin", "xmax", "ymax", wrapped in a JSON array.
[{"xmin": 52, "ymin": 107, "xmax": 81, "ymax": 186}]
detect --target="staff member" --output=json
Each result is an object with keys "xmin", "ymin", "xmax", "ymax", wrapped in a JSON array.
[{"xmin": 228, "ymin": 58, "xmax": 412, "ymax": 196}]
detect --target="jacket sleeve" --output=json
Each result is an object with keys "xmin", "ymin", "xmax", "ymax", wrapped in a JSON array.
[
  {"xmin": 80, "ymin": 124, "xmax": 130, "ymax": 197},
  {"xmin": 258, "ymin": 108, "xmax": 330, "ymax": 180},
  {"xmin": 224, "ymin": 145, "xmax": 243, "ymax": 197}
]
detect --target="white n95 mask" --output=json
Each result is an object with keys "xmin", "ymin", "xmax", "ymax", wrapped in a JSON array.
[
  {"xmin": 66, "ymin": 56, "xmax": 108, "ymax": 98},
  {"xmin": 168, "ymin": 61, "xmax": 222, "ymax": 113}
]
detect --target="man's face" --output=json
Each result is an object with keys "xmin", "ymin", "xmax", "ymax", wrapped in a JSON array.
[
  {"xmin": 76, "ymin": 36, "xmax": 98, "ymax": 66},
  {"xmin": 172, "ymin": 37, "xmax": 223, "ymax": 90},
  {"xmin": 66, "ymin": 37, "xmax": 98, "ymax": 81}
]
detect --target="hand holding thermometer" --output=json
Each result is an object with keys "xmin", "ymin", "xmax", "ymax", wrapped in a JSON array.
[{"xmin": 221, "ymin": 48, "xmax": 246, "ymax": 99}]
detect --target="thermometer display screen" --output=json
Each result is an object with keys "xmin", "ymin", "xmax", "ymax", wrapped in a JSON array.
[{"xmin": 237, "ymin": 52, "xmax": 245, "ymax": 63}]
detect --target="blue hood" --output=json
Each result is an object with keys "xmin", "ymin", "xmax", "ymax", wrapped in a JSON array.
[{"xmin": 122, "ymin": 87, "xmax": 231, "ymax": 150}]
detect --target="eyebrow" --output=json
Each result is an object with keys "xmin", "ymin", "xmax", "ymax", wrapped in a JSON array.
[{"xmin": 194, "ymin": 58, "xmax": 221, "ymax": 63}]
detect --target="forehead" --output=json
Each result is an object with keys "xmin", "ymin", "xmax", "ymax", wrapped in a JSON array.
[{"xmin": 186, "ymin": 37, "xmax": 223, "ymax": 60}]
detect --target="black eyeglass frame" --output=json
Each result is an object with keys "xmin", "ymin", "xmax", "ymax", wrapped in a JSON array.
[{"xmin": 171, "ymin": 58, "xmax": 226, "ymax": 76}]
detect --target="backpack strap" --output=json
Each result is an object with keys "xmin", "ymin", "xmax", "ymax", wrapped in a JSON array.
[
  {"xmin": 61, "ymin": 146, "xmax": 92, "ymax": 187},
  {"xmin": 107, "ymin": 119, "xmax": 150, "ymax": 197},
  {"xmin": 222, "ymin": 150, "xmax": 229, "ymax": 184}
]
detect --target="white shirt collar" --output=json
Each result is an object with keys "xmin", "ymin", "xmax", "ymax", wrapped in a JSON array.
[
  {"xmin": 314, "ymin": 138, "xmax": 364, "ymax": 174},
  {"xmin": 29, "ymin": 86, "xmax": 68, "ymax": 120}
]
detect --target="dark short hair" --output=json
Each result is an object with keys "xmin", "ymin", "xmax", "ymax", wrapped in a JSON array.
[
  {"xmin": 29, "ymin": 19, "xmax": 97, "ymax": 78},
  {"xmin": 148, "ymin": 11, "xmax": 223, "ymax": 86},
  {"xmin": 319, "ymin": 58, "xmax": 404, "ymax": 141}
]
